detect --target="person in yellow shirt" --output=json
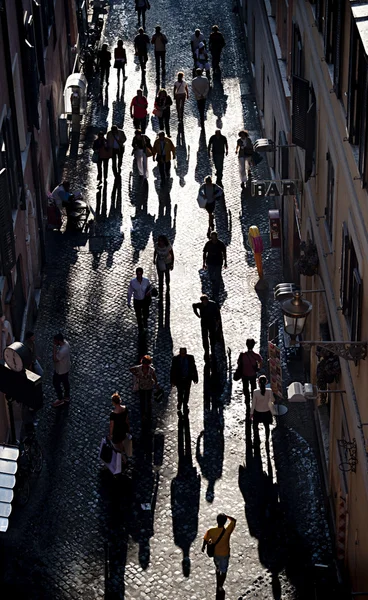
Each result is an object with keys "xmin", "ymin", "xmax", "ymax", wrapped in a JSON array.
[{"xmin": 202, "ymin": 513, "xmax": 236, "ymax": 592}]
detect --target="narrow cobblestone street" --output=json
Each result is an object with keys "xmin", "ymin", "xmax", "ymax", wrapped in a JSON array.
[{"xmin": 1, "ymin": 1, "xmax": 335, "ymax": 599}]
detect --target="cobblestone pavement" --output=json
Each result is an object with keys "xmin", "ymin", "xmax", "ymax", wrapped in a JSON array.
[{"xmin": 0, "ymin": 1, "xmax": 337, "ymax": 599}]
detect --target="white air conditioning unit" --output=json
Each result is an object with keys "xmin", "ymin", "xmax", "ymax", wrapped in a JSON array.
[{"xmin": 287, "ymin": 382, "xmax": 316, "ymax": 402}]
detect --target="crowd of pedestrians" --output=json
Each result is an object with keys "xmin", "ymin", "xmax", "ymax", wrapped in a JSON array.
[{"xmin": 47, "ymin": 12, "xmax": 273, "ymax": 598}]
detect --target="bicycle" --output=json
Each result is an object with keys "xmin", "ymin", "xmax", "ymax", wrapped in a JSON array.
[{"xmin": 14, "ymin": 427, "xmax": 43, "ymax": 506}]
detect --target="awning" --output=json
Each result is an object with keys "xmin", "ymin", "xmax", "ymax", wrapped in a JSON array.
[{"xmin": 0, "ymin": 444, "xmax": 19, "ymax": 532}]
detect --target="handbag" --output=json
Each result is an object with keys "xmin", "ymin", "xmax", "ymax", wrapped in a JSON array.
[
  {"xmin": 206, "ymin": 527, "xmax": 226, "ymax": 558},
  {"xmin": 145, "ymin": 146, "xmax": 153, "ymax": 157},
  {"xmin": 197, "ymin": 192, "xmax": 207, "ymax": 209},
  {"xmin": 153, "ymin": 107, "xmax": 163, "ymax": 118},
  {"xmin": 100, "ymin": 437, "xmax": 113, "ymax": 463},
  {"xmin": 92, "ymin": 150, "xmax": 99, "ymax": 164},
  {"xmin": 233, "ymin": 355, "xmax": 243, "ymax": 381}
]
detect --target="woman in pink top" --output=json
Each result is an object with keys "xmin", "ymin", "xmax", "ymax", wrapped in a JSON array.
[
  {"xmin": 251, "ymin": 375, "xmax": 274, "ymax": 446},
  {"xmin": 236, "ymin": 338, "xmax": 263, "ymax": 406}
]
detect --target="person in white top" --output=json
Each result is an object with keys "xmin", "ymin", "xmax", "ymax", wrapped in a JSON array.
[
  {"xmin": 173, "ymin": 71, "xmax": 189, "ymax": 122},
  {"xmin": 192, "ymin": 68, "xmax": 210, "ymax": 128},
  {"xmin": 250, "ymin": 375, "xmax": 274, "ymax": 446},
  {"xmin": 127, "ymin": 267, "xmax": 152, "ymax": 331},
  {"xmin": 191, "ymin": 29, "xmax": 206, "ymax": 58},
  {"xmin": 52, "ymin": 333, "xmax": 72, "ymax": 407}
]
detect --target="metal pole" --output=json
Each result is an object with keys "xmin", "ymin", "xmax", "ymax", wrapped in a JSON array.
[
  {"xmin": 104, "ymin": 540, "xmax": 109, "ymax": 597},
  {"xmin": 6, "ymin": 396, "xmax": 17, "ymax": 445}
]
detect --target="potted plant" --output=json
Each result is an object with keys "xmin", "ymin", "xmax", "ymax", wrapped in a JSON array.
[{"xmin": 297, "ymin": 240, "xmax": 319, "ymax": 277}]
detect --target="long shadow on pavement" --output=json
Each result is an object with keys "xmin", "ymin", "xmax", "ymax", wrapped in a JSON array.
[{"xmin": 171, "ymin": 412, "xmax": 201, "ymax": 577}]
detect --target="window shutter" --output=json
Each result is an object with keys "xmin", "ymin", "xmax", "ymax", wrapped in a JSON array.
[
  {"xmin": 278, "ymin": 130, "xmax": 289, "ymax": 179},
  {"xmin": 351, "ymin": 269, "xmax": 362, "ymax": 342},
  {"xmin": 32, "ymin": 0, "xmax": 45, "ymax": 85},
  {"xmin": 359, "ymin": 66, "xmax": 368, "ymax": 185},
  {"xmin": 24, "ymin": 35, "xmax": 40, "ymax": 130},
  {"xmin": 340, "ymin": 223, "xmax": 350, "ymax": 314},
  {"xmin": 305, "ymin": 101, "xmax": 316, "ymax": 182},
  {"xmin": 0, "ymin": 169, "xmax": 16, "ymax": 276},
  {"xmin": 292, "ymin": 75, "xmax": 310, "ymax": 149},
  {"xmin": 324, "ymin": 0, "xmax": 332, "ymax": 60},
  {"xmin": 333, "ymin": 0, "xmax": 343, "ymax": 96}
]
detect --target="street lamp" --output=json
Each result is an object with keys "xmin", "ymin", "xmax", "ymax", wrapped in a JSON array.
[{"xmin": 281, "ymin": 291, "xmax": 312, "ymax": 338}]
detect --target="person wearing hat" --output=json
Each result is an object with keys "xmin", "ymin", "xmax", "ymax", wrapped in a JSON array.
[
  {"xmin": 194, "ymin": 41, "xmax": 211, "ymax": 79},
  {"xmin": 192, "ymin": 68, "xmax": 210, "ymax": 128},
  {"xmin": 151, "ymin": 25, "xmax": 168, "ymax": 82},
  {"xmin": 107, "ymin": 124, "xmax": 127, "ymax": 175},
  {"xmin": 209, "ymin": 25, "xmax": 226, "ymax": 72},
  {"xmin": 191, "ymin": 28, "xmax": 206, "ymax": 59}
]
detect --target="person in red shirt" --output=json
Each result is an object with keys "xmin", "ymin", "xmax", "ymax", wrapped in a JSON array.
[
  {"xmin": 236, "ymin": 338, "xmax": 263, "ymax": 406},
  {"xmin": 130, "ymin": 89, "xmax": 148, "ymax": 133}
]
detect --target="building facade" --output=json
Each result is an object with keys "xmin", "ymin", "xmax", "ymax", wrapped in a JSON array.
[
  {"xmin": 239, "ymin": 0, "xmax": 368, "ymax": 592},
  {"xmin": 0, "ymin": 0, "xmax": 83, "ymax": 441}
]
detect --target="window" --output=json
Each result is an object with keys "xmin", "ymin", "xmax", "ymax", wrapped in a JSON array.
[
  {"xmin": 347, "ymin": 20, "xmax": 368, "ymax": 185},
  {"xmin": 339, "ymin": 226, "xmax": 363, "ymax": 341},
  {"xmin": 305, "ymin": 86, "xmax": 317, "ymax": 182},
  {"xmin": 292, "ymin": 75, "xmax": 310, "ymax": 149},
  {"xmin": 0, "ymin": 169, "xmax": 16, "ymax": 276},
  {"xmin": 292, "ymin": 22, "xmax": 303, "ymax": 78},
  {"xmin": 32, "ymin": 0, "xmax": 45, "ymax": 85},
  {"xmin": 276, "ymin": 1, "xmax": 288, "ymax": 61},
  {"xmin": 325, "ymin": 151, "xmax": 335, "ymax": 240},
  {"xmin": 24, "ymin": 14, "xmax": 40, "ymax": 130},
  {"xmin": 0, "ymin": 114, "xmax": 22, "ymax": 209}
]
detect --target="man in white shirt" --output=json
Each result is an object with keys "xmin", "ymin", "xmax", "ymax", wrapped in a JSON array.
[
  {"xmin": 192, "ymin": 68, "xmax": 210, "ymax": 129},
  {"xmin": 127, "ymin": 267, "xmax": 152, "ymax": 331},
  {"xmin": 52, "ymin": 333, "xmax": 71, "ymax": 407}
]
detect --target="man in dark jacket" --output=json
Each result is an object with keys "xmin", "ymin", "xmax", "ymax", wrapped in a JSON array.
[
  {"xmin": 134, "ymin": 27, "xmax": 151, "ymax": 73},
  {"xmin": 98, "ymin": 44, "xmax": 111, "ymax": 85},
  {"xmin": 208, "ymin": 129, "xmax": 228, "ymax": 183},
  {"xmin": 171, "ymin": 348, "xmax": 198, "ymax": 413},
  {"xmin": 209, "ymin": 25, "xmax": 225, "ymax": 72},
  {"xmin": 193, "ymin": 295, "xmax": 221, "ymax": 360}
]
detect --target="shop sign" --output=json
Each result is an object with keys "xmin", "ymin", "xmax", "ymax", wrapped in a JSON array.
[{"xmin": 251, "ymin": 179, "xmax": 300, "ymax": 197}]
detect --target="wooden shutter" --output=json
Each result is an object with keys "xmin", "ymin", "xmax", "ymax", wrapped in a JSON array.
[
  {"xmin": 351, "ymin": 269, "xmax": 363, "ymax": 342},
  {"xmin": 359, "ymin": 65, "xmax": 368, "ymax": 185},
  {"xmin": 340, "ymin": 223, "xmax": 350, "ymax": 314},
  {"xmin": 292, "ymin": 75, "xmax": 310, "ymax": 149},
  {"xmin": 0, "ymin": 169, "xmax": 16, "ymax": 276},
  {"xmin": 24, "ymin": 19, "xmax": 40, "ymax": 130},
  {"xmin": 32, "ymin": 0, "xmax": 45, "ymax": 85},
  {"xmin": 347, "ymin": 21, "xmax": 358, "ymax": 142}
]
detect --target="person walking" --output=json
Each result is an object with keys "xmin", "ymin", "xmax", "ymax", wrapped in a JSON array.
[
  {"xmin": 192, "ymin": 294, "xmax": 221, "ymax": 361},
  {"xmin": 194, "ymin": 42, "xmax": 211, "ymax": 79},
  {"xmin": 152, "ymin": 131, "xmax": 176, "ymax": 183},
  {"xmin": 236, "ymin": 130, "xmax": 254, "ymax": 188},
  {"xmin": 192, "ymin": 68, "xmax": 210, "ymax": 129},
  {"xmin": 132, "ymin": 129, "xmax": 152, "ymax": 179},
  {"xmin": 203, "ymin": 231, "xmax": 227, "ymax": 300},
  {"xmin": 107, "ymin": 124, "xmax": 127, "ymax": 176},
  {"xmin": 130, "ymin": 356, "xmax": 159, "ymax": 430},
  {"xmin": 93, "ymin": 131, "xmax": 112, "ymax": 182},
  {"xmin": 52, "ymin": 333, "xmax": 71, "ymax": 407},
  {"xmin": 127, "ymin": 267, "xmax": 153, "ymax": 331},
  {"xmin": 209, "ymin": 25, "xmax": 225, "ymax": 72},
  {"xmin": 171, "ymin": 348, "xmax": 198, "ymax": 413},
  {"xmin": 135, "ymin": 0, "xmax": 150, "ymax": 30},
  {"xmin": 130, "ymin": 89, "xmax": 148, "ymax": 133},
  {"xmin": 108, "ymin": 393, "xmax": 132, "ymax": 463},
  {"xmin": 153, "ymin": 89, "xmax": 172, "ymax": 137},
  {"xmin": 153, "ymin": 234, "xmax": 174, "ymax": 297},
  {"xmin": 24, "ymin": 331, "xmax": 43, "ymax": 377},
  {"xmin": 113, "ymin": 39, "xmax": 127, "ymax": 81},
  {"xmin": 98, "ymin": 44, "xmax": 111, "ymax": 85},
  {"xmin": 151, "ymin": 25, "xmax": 167, "ymax": 82},
  {"xmin": 173, "ymin": 72, "xmax": 189, "ymax": 122},
  {"xmin": 208, "ymin": 129, "xmax": 228, "ymax": 184},
  {"xmin": 236, "ymin": 338, "xmax": 263, "ymax": 406},
  {"xmin": 251, "ymin": 375, "xmax": 274, "ymax": 446},
  {"xmin": 202, "ymin": 513, "xmax": 237, "ymax": 593},
  {"xmin": 134, "ymin": 27, "xmax": 150, "ymax": 73},
  {"xmin": 191, "ymin": 28, "xmax": 206, "ymax": 60},
  {"xmin": 198, "ymin": 175, "xmax": 224, "ymax": 234}
]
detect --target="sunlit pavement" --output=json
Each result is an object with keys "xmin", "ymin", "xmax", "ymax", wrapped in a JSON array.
[{"xmin": 0, "ymin": 1, "xmax": 335, "ymax": 599}]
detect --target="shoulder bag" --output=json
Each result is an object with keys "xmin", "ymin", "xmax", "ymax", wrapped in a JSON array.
[
  {"xmin": 206, "ymin": 527, "xmax": 226, "ymax": 558},
  {"xmin": 233, "ymin": 353, "xmax": 243, "ymax": 381}
]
